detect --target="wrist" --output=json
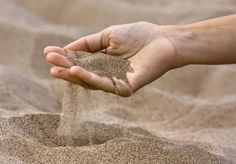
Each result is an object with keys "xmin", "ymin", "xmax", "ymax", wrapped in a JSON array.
[
  {"xmin": 161, "ymin": 25, "xmax": 192, "ymax": 68},
  {"xmin": 162, "ymin": 22, "xmax": 230, "ymax": 66}
]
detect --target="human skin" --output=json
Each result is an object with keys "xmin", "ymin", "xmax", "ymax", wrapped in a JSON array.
[{"xmin": 43, "ymin": 14, "xmax": 236, "ymax": 97}]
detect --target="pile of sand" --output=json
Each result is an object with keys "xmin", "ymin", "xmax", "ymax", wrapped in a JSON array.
[
  {"xmin": 0, "ymin": 0, "xmax": 236, "ymax": 163},
  {"xmin": 0, "ymin": 114, "xmax": 230, "ymax": 163}
]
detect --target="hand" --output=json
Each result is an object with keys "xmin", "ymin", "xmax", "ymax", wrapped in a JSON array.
[{"xmin": 43, "ymin": 22, "xmax": 178, "ymax": 96}]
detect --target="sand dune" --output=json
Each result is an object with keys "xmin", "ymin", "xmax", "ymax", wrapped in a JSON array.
[
  {"xmin": 16, "ymin": 0, "xmax": 236, "ymax": 28},
  {"xmin": 0, "ymin": 0, "xmax": 236, "ymax": 163},
  {"xmin": 0, "ymin": 65, "xmax": 60, "ymax": 115}
]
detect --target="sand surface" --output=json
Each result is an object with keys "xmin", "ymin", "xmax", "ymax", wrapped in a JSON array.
[
  {"xmin": 0, "ymin": 0, "xmax": 236, "ymax": 163},
  {"xmin": 66, "ymin": 50, "xmax": 132, "ymax": 82}
]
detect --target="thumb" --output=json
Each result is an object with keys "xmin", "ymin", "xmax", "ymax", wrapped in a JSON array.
[{"xmin": 64, "ymin": 30, "xmax": 110, "ymax": 52}]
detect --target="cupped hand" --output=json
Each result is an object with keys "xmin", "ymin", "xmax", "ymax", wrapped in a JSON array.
[{"xmin": 43, "ymin": 22, "xmax": 178, "ymax": 97}]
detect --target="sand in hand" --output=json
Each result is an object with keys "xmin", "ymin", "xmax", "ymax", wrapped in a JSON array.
[
  {"xmin": 65, "ymin": 50, "xmax": 132, "ymax": 82},
  {"xmin": 57, "ymin": 50, "xmax": 132, "ymax": 146}
]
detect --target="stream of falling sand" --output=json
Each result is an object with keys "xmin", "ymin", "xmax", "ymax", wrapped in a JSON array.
[{"xmin": 57, "ymin": 83, "xmax": 93, "ymax": 146}]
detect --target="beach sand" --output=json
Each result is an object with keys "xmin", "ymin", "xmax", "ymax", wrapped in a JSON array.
[{"xmin": 0, "ymin": 0, "xmax": 236, "ymax": 163}]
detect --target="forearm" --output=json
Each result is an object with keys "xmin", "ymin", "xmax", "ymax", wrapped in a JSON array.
[{"xmin": 165, "ymin": 14, "xmax": 236, "ymax": 66}]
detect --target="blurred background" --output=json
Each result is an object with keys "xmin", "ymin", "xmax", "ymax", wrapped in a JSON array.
[
  {"xmin": 1, "ymin": 2, "xmax": 236, "ymax": 163},
  {"xmin": 0, "ymin": 0, "xmax": 236, "ymax": 114},
  {"xmin": 1, "ymin": 0, "xmax": 236, "ymax": 78}
]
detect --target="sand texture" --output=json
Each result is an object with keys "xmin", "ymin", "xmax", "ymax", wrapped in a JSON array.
[
  {"xmin": 0, "ymin": 0, "xmax": 236, "ymax": 163},
  {"xmin": 66, "ymin": 50, "xmax": 132, "ymax": 83}
]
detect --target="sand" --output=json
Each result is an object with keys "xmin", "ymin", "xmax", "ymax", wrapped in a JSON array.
[
  {"xmin": 57, "ymin": 83, "xmax": 93, "ymax": 146},
  {"xmin": 0, "ymin": 0, "xmax": 236, "ymax": 163},
  {"xmin": 65, "ymin": 50, "xmax": 132, "ymax": 83}
]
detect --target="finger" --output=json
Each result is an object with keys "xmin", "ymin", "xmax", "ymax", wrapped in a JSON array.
[
  {"xmin": 46, "ymin": 52, "xmax": 72, "ymax": 68},
  {"xmin": 126, "ymin": 64, "xmax": 149, "ymax": 93},
  {"xmin": 112, "ymin": 77, "xmax": 133, "ymax": 97},
  {"xmin": 43, "ymin": 46, "xmax": 65, "ymax": 57},
  {"xmin": 64, "ymin": 31, "xmax": 109, "ymax": 52},
  {"xmin": 50, "ymin": 66, "xmax": 96, "ymax": 90},
  {"xmin": 63, "ymin": 49, "xmax": 77, "ymax": 58},
  {"xmin": 70, "ymin": 66, "xmax": 116, "ymax": 93}
]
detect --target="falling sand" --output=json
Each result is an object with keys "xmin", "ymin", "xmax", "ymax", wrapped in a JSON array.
[{"xmin": 57, "ymin": 50, "xmax": 132, "ymax": 146}]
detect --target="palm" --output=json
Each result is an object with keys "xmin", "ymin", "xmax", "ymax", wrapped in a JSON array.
[
  {"xmin": 106, "ymin": 23, "xmax": 176, "ymax": 94},
  {"xmin": 44, "ymin": 22, "xmax": 176, "ymax": 96}
]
